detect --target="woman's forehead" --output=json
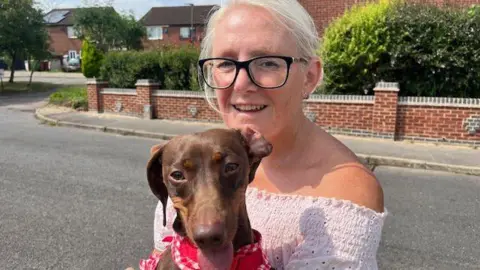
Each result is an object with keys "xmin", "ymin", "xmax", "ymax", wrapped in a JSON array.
[{"xmin": 212, "ymin": 6, "xmax": 296, "ymax": 57}]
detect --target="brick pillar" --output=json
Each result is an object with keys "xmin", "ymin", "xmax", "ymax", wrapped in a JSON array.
[
  {"xmin": 86, "ymin": 79, "xmax": 108, "ymax": 112},
  {"xmin": 372, "ymin": 82, "xmax": 400, "ymax": 140},
  {"xmin": 135, "ymin": 79, "xmax": 159, "ymax": 119}
]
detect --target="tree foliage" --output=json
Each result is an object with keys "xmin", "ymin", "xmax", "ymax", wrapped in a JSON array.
[
  {"xmin": 319, "ymin": 1, "xmax": 480, "ymax": 98},
  {"xmin": 0, "ymin": 0, "xmax": 49, "ymax": 83},
  {"xmin": 81, "ymin": 39, "xmax": 104, "ymax": 78},
  {"xmin": 73, "ymin": 5, "xmax": 146, "ymax": 52}
]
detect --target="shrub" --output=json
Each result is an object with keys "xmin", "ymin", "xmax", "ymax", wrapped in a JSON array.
[
  {"xmin": 319, "ymin": 0, "xmax": 394, "ymax": 95},
  {"xmin": 99, "ymin": 45, "xmax": 200, "ymax": 90},
  {"xmin": 318, "ymin": 1, "xmax": 480, "ymax": 97},
  {"xmin": 380, "ymin": 3, "xmax": 480, "ymax": 97},
  {"xmin": 81, "ymin": 40, "xmax": 104, "ymax": 78}
]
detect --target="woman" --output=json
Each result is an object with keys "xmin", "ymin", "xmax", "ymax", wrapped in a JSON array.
[{"xmin": 148, "ymin": 0, "xmax": 387, "ymax": 269}]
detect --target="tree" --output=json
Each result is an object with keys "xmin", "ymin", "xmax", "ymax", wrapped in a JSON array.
[
  {"xmin": 0, "ymin": 0, "xmax": 49, "ymax": 83},
  {"xmin": 73, "ymin": 5, "xmax": 146, "ymax": 53},
  {"xmin": 81, "ymin": 39, "xmax": 104, "ymax": 78}
]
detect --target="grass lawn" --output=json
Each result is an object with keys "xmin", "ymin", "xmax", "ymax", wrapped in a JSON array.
[
  {"xmin": 0, "ymin": 81, "xmax": 58, "ymax": 94},
  {"xmin": 49, "ymin": 86, "xmax": 88, "ymax": 111}
]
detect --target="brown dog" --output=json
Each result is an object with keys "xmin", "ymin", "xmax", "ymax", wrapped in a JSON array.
[{"xmin": 146, "ymin": 127, "xmax": 273, "ymax": 270}]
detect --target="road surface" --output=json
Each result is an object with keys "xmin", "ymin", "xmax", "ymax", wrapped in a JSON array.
[{"xmin": 0, "ymin": 100, "xmax": 479, "ymax": 269}]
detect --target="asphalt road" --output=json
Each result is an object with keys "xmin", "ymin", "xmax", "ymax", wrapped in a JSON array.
[{"xmin": 0, "ymin": 101, "xmax": 479, "ymax": 270}]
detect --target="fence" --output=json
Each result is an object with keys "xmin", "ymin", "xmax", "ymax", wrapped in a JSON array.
[{"xmin": 87, "ymin": 79, "xmax": 480, "ymax": 146}]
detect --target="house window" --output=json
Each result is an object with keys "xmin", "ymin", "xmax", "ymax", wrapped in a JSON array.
[
  {"xmin": 180, "ymin": 27, "xmax": 191, "ymax": 39},
  {"xmin": 67, "ymin": 26, "xmax": 77, "ymax": 39},
  {"xmin": 147, "ymin": 26, "xmax": 163, "ymax": 40},
  {"xmin": 68, "ymin": 50, "xmax": 78, "ymax": 59}
]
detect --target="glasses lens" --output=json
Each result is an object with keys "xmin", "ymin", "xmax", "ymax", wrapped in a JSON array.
[
  {"xmin": 250, "ymin": 57, "xmax": 288, "ymax": 88},
  {"xmin": 202, "ymin": 59, "xmax": 237, "ymax": 88},
  {"xmin": 201, "ymin": 57, "xmax": 289, "ymax": 89}
]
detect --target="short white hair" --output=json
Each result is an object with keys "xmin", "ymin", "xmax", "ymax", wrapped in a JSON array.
[{"xmin": 199, "ymin": 0, "xmax": 322, "ymax": 111}]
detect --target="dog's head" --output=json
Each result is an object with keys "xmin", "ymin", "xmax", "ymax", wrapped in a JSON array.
[{"xmin": 146, "ymin": 127, "xmax": 272, "ymax": 251}]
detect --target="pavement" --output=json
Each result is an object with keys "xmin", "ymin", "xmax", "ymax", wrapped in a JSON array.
[{"xmin": 33, "ymin": 104, "xmax": 480, "ymax": 176}]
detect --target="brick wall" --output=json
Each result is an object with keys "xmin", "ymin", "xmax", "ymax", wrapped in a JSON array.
[
  {"xmin": 86, "ymin": 80, "xmax": 480, "ymax": 146},
  {"xmin": 298, "ymin": 0, "xmax": 480, "ymax": 35}
]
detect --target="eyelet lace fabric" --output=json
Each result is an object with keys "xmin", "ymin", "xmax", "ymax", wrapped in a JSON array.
[{"xmin": 154, "ymin": 187, "xmax": 388, "ymax": 270}]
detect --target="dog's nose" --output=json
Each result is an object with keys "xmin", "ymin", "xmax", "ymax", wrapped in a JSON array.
[{"xmin": 192, "ymin": 222, "xmax": 226, "ymax": 249}]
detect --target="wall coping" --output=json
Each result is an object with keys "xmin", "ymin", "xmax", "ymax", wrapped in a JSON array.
[
  {"xmin": 86, "ymin": 78, "xmax": 108, "ymax": 85},
  {"xmin": 152, "ymin": 90, "xmax": 207, "ymax": 98},
  {"xmin": 373, "ymin": 82, "xmax": 400, "ymax": 92},
  {"xmin": 305, "ymin": 94, "xmax": 374, "ymax": 104},
  {"xmin": 100, "ymin": 88, "xmax": 137, "ymax": 95},
  {"xmin": 398, "ymin": 96, "xmax": 480, "ymax": 108},
  {"xmin": 135, "ymin": 79, "xmax": 160, "ymax": 86}
]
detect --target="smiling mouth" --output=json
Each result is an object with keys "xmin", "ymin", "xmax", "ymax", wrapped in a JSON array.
[{"xmin": 233, "ymin": 105, "xmax": 267, "ymax": 112}]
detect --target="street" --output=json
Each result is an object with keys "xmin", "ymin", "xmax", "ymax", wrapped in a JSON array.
[{"xmin": 0, "ymin": 104, "xmax": 479, "ymax": 269}]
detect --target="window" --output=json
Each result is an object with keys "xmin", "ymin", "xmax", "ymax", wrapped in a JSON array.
[
  {"xmin": 68, "ymin": 50, "xmax": 77, "ymax": 59},
  {"xmin": 147, "ymin": 26, "xmax": 163, "ymax": 40},
  {"xmin": 180, "ymin": 27, "xmax": 191, "ymax": 39},
  {"xmin": 67, "ymin": 26, "xmax": 77, "ymax": 39}
]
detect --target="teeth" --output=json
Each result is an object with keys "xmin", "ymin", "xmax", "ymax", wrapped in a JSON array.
[{"xmin": 235, "ymin": 105, "xmax": 266, "ymax": 111}]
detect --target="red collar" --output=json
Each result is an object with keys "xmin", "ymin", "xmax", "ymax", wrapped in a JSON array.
[{"xmin": 161, "ymin": 229, "xmax": 271, "ymax": 270}]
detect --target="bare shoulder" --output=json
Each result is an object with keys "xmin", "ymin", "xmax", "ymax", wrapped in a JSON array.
[{"xmin": 316, "ymin": 162, "xmax": 384, "ymax": 213}]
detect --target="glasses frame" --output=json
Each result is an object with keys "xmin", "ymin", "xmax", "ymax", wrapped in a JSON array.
[{"xmin": 198, "ymin": 55, "xmax": 309, "ymax": 90}]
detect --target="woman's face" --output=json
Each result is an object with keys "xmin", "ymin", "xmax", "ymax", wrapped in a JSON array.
[{"xmin": 209, "ymin": 4, "xmax": 320, "ymax": 140}]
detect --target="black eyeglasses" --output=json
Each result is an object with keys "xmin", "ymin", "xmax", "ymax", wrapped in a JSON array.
[{"xmin": 198, "ymin": 55, "xmax": 308, "ymax": 89}]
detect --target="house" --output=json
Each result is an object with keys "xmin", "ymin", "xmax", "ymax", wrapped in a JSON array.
[
  {"xmin": 298, "ymin": 0, "xmax": 480, "ymax": 35},
  {"xmin": 139, "ymin": 5, "xmax": 217, "ymax": 49},
  {"xmin": 43, "ymin": 8, "xmax": 83, "ymax": 70}
]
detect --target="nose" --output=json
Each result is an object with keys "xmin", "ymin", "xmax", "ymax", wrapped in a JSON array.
[
  {"xmin": 192, "ymin": 222, "xmax": 226, "ymax": 249},
  {"xmin": 233, "ymin": 68, "xmax": 256, "ymax": 92}
]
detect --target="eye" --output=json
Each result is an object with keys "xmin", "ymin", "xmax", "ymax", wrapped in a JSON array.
[
  {"xmin": 170, "ymin": 171, "xmax": 185, "ymax": 181},
  {"xmin": 224, "ymin": 163, "xmax": 239, "ymax": 173}
]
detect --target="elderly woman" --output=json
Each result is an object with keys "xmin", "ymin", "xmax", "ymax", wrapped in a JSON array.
[{"xmin": 144, "ymin": 0, "xmax": 387, "ymax": 269}]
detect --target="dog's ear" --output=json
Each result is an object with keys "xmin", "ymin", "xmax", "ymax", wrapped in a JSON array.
[
  {"xmin": 238, "ymin": 127, "xmax": 273, "ymax": 182},
  {"xmin": 147, "ymin": 143, "xmax": 169, "ymax": 226}
]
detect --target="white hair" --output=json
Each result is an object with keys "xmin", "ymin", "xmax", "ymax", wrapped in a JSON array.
[{"xmin": 198, "ymin": 0, "xmax": 323, "ymax": 112}]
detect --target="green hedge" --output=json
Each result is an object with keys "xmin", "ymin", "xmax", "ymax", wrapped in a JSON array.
[
  {"xmin": 99, "ymin": 45, "xmax": 200, "ymax": 90},
  {"xmin": 81, "ymin": 40, "xmax": 104, "ymax": 78},
  {"xmin": 319, "ymin": 1, "xmax": 480, "ymax": 97}
]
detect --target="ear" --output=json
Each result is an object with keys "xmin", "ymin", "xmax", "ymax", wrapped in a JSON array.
[
  {"xmin": 238, "ymin": 127, "xmax": 273, "ymax": 182},
  {"xmin": 147, "ymin": 143, "xmax": 169, "ymax": 226}
]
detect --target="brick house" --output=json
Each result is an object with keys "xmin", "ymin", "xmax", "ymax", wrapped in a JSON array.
[
  {"xmin": 43, "ymin": 8, "xmax": 83, "ymax": 70},
  {"xmin": 298, "ymin": 0, "xmax": 480, "ymax": 35},
  {"xmin": 139, "ymin": 5, "xmax": 217, "ymax": 49}
]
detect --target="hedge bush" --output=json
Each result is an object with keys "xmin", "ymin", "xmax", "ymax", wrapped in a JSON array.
[
  {"xmin": 99, "ymin": 45, "xmax": 200, "ymax": 90},
  {"xmin": 319, "ymin": 0, "xmax": 394, "ymax": 95},
  {"xmin": 319, "ymin": 1, "xmax": 480, "ymax": 97},
  {"xmin": 81, "ymin": 40, "xmax": 104, "ymax": 78}
]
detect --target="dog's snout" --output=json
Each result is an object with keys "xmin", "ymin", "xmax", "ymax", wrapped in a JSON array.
[{"xmin": 193, "ymin": 222, "xmax": 226, "ymax": 249}]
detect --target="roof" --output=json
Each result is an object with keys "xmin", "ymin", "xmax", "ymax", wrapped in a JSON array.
[
  {"xmin": 140, "ymin": 5, "xmax": 218, "ymax": 26},
  {"xmin": 44, "ymin": 8, "xmax": 76, "ymax": 26},
  {"xmin": 44, "ymin": 7, "xmax": 117, "ymax": 26}
]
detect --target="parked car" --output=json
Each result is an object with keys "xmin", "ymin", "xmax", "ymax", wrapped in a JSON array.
[{"xmin": 62, "ymin": 57, "xmax": 81, "ymax": 72}]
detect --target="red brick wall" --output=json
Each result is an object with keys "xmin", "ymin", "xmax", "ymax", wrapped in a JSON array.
[
  {"xmin": 397, "ymin": 106, "xmax": 480, "ymax": 141},
  {"xmin": 46, "ymin": 26, "xmax": 82, "ymax": 56},
  {"xmin": 142, "ymin": 26, "xmax": 205, "ymax": 49},
  {"xmin": 102, "ymin": 94, "xmax": 138, "ymax": 116},
  {"xmin": 153, "ymin": 96, "xmax": 221, "ymax": 121},
  {"xmin": 88, "ymin": 81, "xmax": 480, "ymax": 146},
  {"xmin": 305, "ymin": 102, "xmax": 373, "ymax": 131},
  {"xmin": 298, "ymin": 0, "xmax": 480, "ymax": 34}
]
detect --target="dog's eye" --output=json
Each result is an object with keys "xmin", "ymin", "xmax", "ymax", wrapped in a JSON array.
[
  {"xmin": 170, "ymin": 171, "xmax": 185, "ymax": 181},
  {"xmin": 225, "ymin": 163, "xmax": 239, "ymax": 173}
]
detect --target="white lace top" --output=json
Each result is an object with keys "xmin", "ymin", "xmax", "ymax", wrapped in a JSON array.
[{"xmin": 153, "ymin": 187, "xmax": 388, "ymax": 270}]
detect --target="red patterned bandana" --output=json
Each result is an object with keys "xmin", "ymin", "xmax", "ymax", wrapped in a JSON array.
[{"xmin": 140, "ymin": 229, "xmax": 272, "ymax": 270}]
